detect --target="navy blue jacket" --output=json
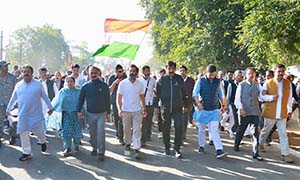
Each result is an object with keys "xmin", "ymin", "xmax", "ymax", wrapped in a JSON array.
[{"xmin": 77, "ymin": 79, "xmax": 110, "ymax": 114}]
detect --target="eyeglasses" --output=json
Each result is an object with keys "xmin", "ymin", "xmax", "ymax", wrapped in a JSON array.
[{"xmin": 118, "ymin": 70, "xmax": 123, "ymax": 73}]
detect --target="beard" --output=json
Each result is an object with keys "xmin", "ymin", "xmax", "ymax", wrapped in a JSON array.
[{"xmin": 129, "ymin": 73, "xmax": 137, "ymax": 80}]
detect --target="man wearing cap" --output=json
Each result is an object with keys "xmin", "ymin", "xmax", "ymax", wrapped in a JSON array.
[{"xmin": 0, "ymin": 60, "xmax": 17, "ymax": 146}]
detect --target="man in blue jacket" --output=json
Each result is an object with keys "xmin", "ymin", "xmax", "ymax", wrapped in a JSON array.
[{"xmin": 77, "ymin": 66, "xmax": 110, "ymax": 161}]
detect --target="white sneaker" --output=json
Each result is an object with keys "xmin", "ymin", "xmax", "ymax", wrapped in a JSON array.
[
  {"xmin": 124, "ymin": 145, "xmax": 131, "ymax": 156},
  {"xmin": 157, "ymin": 132, "xmax": 163, "ymax": 139},
  {"xmin": 228, "ymin": 129, "xmax": 234, "ymax": 139}
]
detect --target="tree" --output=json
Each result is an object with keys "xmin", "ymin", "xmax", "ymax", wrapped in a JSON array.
[
  {"xmin": 6, "ymin": 25, "xmax": 69, "ymax": 73},
  {"xmin": 140, "ymin": 0, "xmax": 250, "ymax": 74},
  {"xmin": 71, "ymin": 41, "xmax": 95, "ymax": 71},
  {"xmin": 237, "ymin": 0, "xmax": 300, "ymax": 69}
]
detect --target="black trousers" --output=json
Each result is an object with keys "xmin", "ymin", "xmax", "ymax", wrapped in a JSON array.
[
  {"xmin": 235, "ymin": 115, "xmax": 259, "ymax": 154},
  {"xmin": 157, "ymin": 108, "xmax": 163, "ymax": 132},
  {"xmin": 182, "ymin": 103, "xmax": 193, "ymax": 139},
  {"xmin": 112, "ymin": 103, "xmax": 123, "ymax": 141},
  {"xmin": 141, "ymin": 105, "xmax": 154, "ymax": 143},
  {"xmin": 161, "ymin": 108, "xmax": 183, "ymax": 151}
]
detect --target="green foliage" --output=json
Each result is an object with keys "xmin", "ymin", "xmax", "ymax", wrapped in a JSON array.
[
  {"xmin": 6, "ymin": 25, "xmax": 69, "ymax": 73},
  {"xmin": 141, "ymin": 0, "xmax": 300, "ymax": 71},
  {"xmin": 237, "ymin": 0, "xmax": 300, "ymax": 69},
  {"xmin": 140, "ymin": 0, "xmax": 250, "ymax": 74},
  {"xmin": 144, "ymin": 53, "xmax": 165, "ymax": 71}
]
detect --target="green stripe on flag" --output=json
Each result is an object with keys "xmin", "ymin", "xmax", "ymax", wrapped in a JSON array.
[{"xmin": 93, "ymin": 41, "xmax": 140, "ymax": 60}]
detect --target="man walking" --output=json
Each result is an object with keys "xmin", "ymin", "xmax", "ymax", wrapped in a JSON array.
[
  {"xmin": 139, "ymin": 65, "xmax": 156, "ymax": 147},
  {"xmin": 179, "ymin": 65, "xmax": 195, "ymax": 140},
  {"xmin": 117, "ymin": 64, "xmax": 147, "ymax": 159},
  {"xmin": 193, "ymin": 64, "xmax": 227, "ymax": 159},
  {"xmin": 77, "ymin": 66, "xmax": 110, "ymax": 161},
  {"xmin": 0, "ymin": 60, "xmax": 17, "ymax": 146},
  {"xmin": 38, "ymin": 67, "xmax": 58, "ymax": 101},
  {"xmin": 6, "ymin": 65, "xmax": 53, "ymax": 161},
  {"xmin": 226, "ymin": 70, "xmax": 243, "ymax": 137},
  {"xmin": 156, "ymin": 61, "xmax": 187, "ymax": 158},
  {"xmin": 259, "ymin": 64, "xmax": 293, "ymax": 163},
  {"xmin": 234, "ymin": 67, "xmax": 263, "ymax": 161},
  {"xmin": 108, "ymin": 64, "xmax": 126, "ymax": 145}
]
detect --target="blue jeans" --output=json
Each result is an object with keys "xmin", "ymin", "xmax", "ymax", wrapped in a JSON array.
[{"xmin": 87, "ymin": 112, "xmax": 106, "ymax": 155}]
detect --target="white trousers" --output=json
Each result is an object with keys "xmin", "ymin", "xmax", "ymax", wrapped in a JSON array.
[
  {"xmin": 220, "ymin": 112, "xmax": 229, "ymax": 127},
  {"xmin": 198, "ymin": 121, "xmax": 223, "ymax": 150},
  {"xmin": 20, "ymin": 131, "xmax": 46, "ymax": 154},
  {"xmin": 259, "ymin": 118, "xmax": 289, "ymax": 156},
  {"xmin": 220, "ymin": 106, "xmax": 234, "ymax": 132},
  {"xmin": 123, "ymin": 111, "xmax": 143, "ymax": 150}
]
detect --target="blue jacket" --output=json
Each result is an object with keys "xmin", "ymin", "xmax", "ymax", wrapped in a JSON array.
[{"xmin": 77, "ymin": 79, "xmax": 110, "ymax": 114}]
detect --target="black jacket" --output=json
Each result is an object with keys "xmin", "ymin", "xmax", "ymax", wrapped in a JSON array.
[{"xmin": 156, "ymin": 74, "xmax": 188, "ymax": 112}]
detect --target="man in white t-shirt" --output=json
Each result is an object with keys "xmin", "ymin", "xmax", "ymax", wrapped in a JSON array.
[{"xmin": 117, "ymin": 64, "xmax": 147, "ymax": 160}]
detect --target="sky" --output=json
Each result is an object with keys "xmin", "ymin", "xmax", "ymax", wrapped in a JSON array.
[{"xmin": 0, "ymin": 0, "xmax": 153, "ymax": 65}]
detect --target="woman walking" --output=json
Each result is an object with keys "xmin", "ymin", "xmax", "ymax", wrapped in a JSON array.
[{"xmin": 52, "ymin": 76, "xmax": 83, "ymax": 156}]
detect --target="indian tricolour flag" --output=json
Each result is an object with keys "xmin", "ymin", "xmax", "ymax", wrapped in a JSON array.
[{"xmin": 93, "ymin": 18, "xmax": 152, "ymax": 60}]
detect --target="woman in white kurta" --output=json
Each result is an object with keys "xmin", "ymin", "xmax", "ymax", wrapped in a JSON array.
[{"xmin": 6, "ymin": 65, "xmax": 53, "ymax": 161}]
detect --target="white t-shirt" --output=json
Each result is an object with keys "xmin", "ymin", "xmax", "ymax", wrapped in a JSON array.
[{"xmin": 117, "ymin": 78, "xmax": 144, "ymax": 112}]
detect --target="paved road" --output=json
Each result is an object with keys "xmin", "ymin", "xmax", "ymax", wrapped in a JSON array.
[{"xmin": 1, "ymin": 123, "xmax": 300, "ymax": 180}]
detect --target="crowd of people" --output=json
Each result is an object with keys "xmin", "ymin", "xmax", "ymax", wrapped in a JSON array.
[{"xmin": 0, "ymin": 59, "xmax": 298, "ymax": 164}]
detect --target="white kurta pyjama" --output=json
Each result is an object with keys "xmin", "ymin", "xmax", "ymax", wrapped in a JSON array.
[{"xmin": 6, "ymin": 79, "xmax": 53, "ymax": 134}]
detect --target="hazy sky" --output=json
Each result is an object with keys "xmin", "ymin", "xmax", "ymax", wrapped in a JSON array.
[{"xmin": 0, "ymin": 0, "xmax": 153, "ymax": 64}]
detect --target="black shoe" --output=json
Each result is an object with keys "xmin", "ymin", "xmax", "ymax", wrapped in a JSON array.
[
  {"xmin": 198, "ymin": 147, "xmax": 205, "ymax": 155},
  {"xmin": 91, "ymin": 149, "xmax": 97, "ymax": 156},
  {"xmin": 253, "ymin": 153, "xmax": 263, "ymax": 161},
  {"xmin": 134, "ymin": 150, "xmax": 141, "ymax": 160},
  {"xmin": 63, "ymin": 148, "xmax": 71, "ymax": 157},
  {"xmin": 98, "ymin": 154, "xmax": 105, "ymax": 161},
  {"xmin": 234, "ymin": 145, "xmax": 239, "ymax": 152},
  {"xmin": 141, "ymin": 141, "xmax": 146, "ymax": 148},
  {"xmin": 174, "ymin": 150, "xmax": 182, "ymax": 159},
  {"xmin": 41, "ymin": 143, "xmax": 47, "ymax": 152},
  {"xmin": 19, "ymin": 154, "xmax": 32, "ymax": 161},
  {"xmin": 9, "ymin": 137, "xmax": 16, "ymax": 145},
  {"xmin": 119, "ymin": 139, "xmax": 125, "ymax": 146},
  {"xmin": 216, "ymin": 150, "xmax": 227, "ymax": 159},
  {"xmin": 209, "ymin": 140, "xmax": 214, "ymax": 146},
  {"xmin": 220, "ymin": 126, "xmax": 225, "ymax": 132},
  {"xmin": 245, "ymin": 135, "xmax": 251, "ymax": 138},
  {"xmin": 164, "ymin": 148, "xmax": 171, "ymax": 156}
]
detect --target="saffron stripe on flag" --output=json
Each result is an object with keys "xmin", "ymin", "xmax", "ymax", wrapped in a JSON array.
[{"xmin": 105, "ymin": 19, "xmax": 152, "ymax": 33}]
